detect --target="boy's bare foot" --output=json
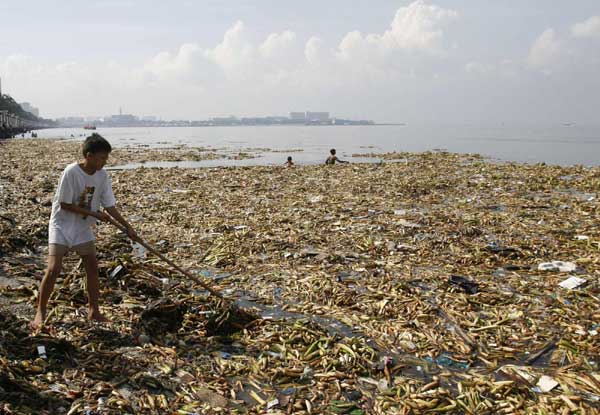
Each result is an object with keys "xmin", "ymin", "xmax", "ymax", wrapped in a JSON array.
[
  {"xmin": 88, "ymin": 309, "xmax": 109, "ymax": 323},
  {"xmin": 30, "ymin": 311, "xmax": 45, "ymax": 331}
]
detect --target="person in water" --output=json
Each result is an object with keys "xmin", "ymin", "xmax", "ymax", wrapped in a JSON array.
[{"xmin": 325, "ymin": 148, "xmax": 349, "ymax": 165}]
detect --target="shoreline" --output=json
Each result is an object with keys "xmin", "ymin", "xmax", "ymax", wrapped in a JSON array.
[
  {"xmin": 14, "ymin": 130, "xmax": 600, "ymax": 167},
  {"xmin": 1, "ymin": 138, "xmax": 599, "ymax": 413}
]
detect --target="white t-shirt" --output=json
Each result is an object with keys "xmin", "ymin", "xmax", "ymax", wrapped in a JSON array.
[{"xmin": 48, "ymin": 162, "xmax": 116, "ymax": 247}]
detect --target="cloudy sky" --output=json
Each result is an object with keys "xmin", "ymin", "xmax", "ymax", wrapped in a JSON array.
[{"xmin": 1, "ymin": 0, "xmax": 599, "ymax": 123}]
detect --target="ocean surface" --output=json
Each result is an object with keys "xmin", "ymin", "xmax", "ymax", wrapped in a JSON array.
[{"xmin": 33, "ymin": 124, "xmax": 600, "ymax": 167}]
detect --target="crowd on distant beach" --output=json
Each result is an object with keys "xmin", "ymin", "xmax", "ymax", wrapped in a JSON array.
[{"xmin": 0, "ymin": 127, "xmax": 38, "ymax": 139}]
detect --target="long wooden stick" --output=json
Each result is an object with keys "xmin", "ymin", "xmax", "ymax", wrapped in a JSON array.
[{"xmin": 104, "ymin": 215, "xmax": 224, "ymax": 300}]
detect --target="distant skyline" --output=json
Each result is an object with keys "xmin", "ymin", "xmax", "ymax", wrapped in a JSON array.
[{"xmin": 1, "ymin": 1, "xmax": 599, "ymax": 123}]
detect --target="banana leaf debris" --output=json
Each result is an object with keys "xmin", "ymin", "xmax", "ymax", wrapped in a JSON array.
[{"xmin": 0, "ymin": 139, "xmax": 599, "ymax": 414}]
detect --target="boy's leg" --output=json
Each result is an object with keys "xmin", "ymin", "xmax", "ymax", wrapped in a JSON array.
[
  {"xmin": 32, "ymin": 246, "xmax": 66, "ymax": 329},
  {"xmin": 79, "ymin": 243, "xmax": 108, "ymax": 322}
]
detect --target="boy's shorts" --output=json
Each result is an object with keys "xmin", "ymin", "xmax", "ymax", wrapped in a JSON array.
[{"xmin": 48, "ymin": 241, "xmax": 96, "ymax": 257}]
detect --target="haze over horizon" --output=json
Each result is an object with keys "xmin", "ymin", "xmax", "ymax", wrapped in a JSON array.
[{"xmin": 1, "ymin": 0, "xmax": 599, "ymax": 124}]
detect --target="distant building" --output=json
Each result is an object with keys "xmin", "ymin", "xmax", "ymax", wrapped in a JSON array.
[
  {"xmin": 109, "ymin": 114, "xmax": 138, "ymax": 123},
  {"xmin": 19, "ymin": 102, "xmax": 40, "ymax": 117},
  {"xmin": 289, "ymin": 112, "xmax": 306, "ymax": 121},
  {"xmin": 141, "ymin": 115, "xmax": 157, "ymax": 122},
  {"xmin": 266, "ymin": 116, "xmax": 288, "ymax": 122},
  {"xmin": 306, "ymin": 111, "xmax": 329, "ymax": 122},
  {"xmin": 56, "ymin": 116, "xmax": 85, "ymax": 127},
  {"xmin": 212, "ymin": 116, "xmax": 239, "ymax": 125}
]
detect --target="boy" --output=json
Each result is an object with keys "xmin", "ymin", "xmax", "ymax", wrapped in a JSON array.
[
  {"xmin": 325, "ymin": 148, "xmax": 349, "ymax": 165},
  {"xmin": 285, "ymin": 156, "xmax": 294, "ymax": 167},
  {"xmin": 31, "ymin": 133, "xmax": 138, "ymax": 330}
]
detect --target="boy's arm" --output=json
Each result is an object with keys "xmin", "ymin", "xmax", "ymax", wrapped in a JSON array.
[
  {"xmin": 60, "ymin": 202, "xmax": 109, "ymax": 221},
  {"xmin": 104, "ymin": 205, "xmax": 139, "ymax": 241}
]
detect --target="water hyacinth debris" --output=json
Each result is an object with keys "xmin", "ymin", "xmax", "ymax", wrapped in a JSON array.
[{"xmin": 0, "ymin": 139, "xmax": 598, "ymax": 414}]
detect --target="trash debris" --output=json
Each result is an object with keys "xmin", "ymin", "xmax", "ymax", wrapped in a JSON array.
[
  {"xmin": 0, "ymin": 139, "xmax": 599, "ymax": 414},
  {"xmin": 448, "ymin": 275, "xmax": 479, "ymax": 294},
  {"xmin": 485, "ymin": 241, "xmax": 518, "ymax": 256},
  {"xmin": 536, "ymin": 375, "xmax": 559, "ymax": 393},
  {"xmin": 425, "ymin": 352, "xmax": 469, "ymax": 369},
  {"xmin": 109, "ymin": 264, "xmax": 127, "ymax": 279},
  {"xmin": 492, "ymin": 267, "xmax": 507, "ymax": 278},
  {"xmin": 36, "ymin": 345, "xmax": 47, "ymax": 359},
  {"xmin": 558, "ymin": 276, "xmax": 587, "ymax": 290},
  {"xmin": 538, "ymin": 261, "xmax": 578, "ymax": 272},
  {"xmin": 131, "ymin": 241, "xmax": 147, "ymax": 258},
  {"xmin": 398, "ymin": 218, "xmax": 420, "ymax": 228},
  {"xmin": 266, "ymin": 398, "xmax": 279, "ymax": 410},
  {"xmin": 137, "ymin": 334, "xmax": 151, "ymax": 345},
  {"xmin": 138, "ymin": 299, "xmax": 187, "ymax": 333},
  {"xmin": 198, "ymin": 269, "xmax": 232, "ymax": 281}
]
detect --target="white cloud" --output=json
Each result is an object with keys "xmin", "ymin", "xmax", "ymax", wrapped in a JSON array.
[
  {"xmin": 383, "ymin": 0, "xmax": 459, "ymax": 51},
  {"xmin": 259, "ymin": 30, "xmax": 296, "ymax": 59},
  {"xmin": 135, "ymin": 1, "xmax": 461, "ymax": 94},
  {"xmin": 336, "ymin": 31, "xmax": 377, "ymax": 61},
  {"xmin": 1, "ymin": 2, "xmax": 462, "ymax": 119},
  {"xmin": 144, "ymin": 43, "xmax": 202, "ymax": 81},
  {"xmin": 3, "ymin": 2, "xmax": 598, "ymax": 123},
  {"xmin": 526, "ymin": 22, "xmax": 600, "ymax": 76},
  {"xmin": 205, "ymin": 20, "xmax": 254, "ymax": 73},
  {"xmin": 304, "ymin": 36, "xmax": 326, "ymax": 65},
  {"xmin": 572, "ymin": 15, "xmax": 600, "ymax": 38},
  {"xmin": 335, "ymin": 0, "xmax": 458, "ymax": 61},
  {"xmin": 528, "ymin": 28, "xmax": 563, "ymax": 69}
]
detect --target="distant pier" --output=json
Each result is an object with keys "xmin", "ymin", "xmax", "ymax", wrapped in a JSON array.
[{"xmin": 0, "ymin": 110, "xmax": 50, "ymax": 139}]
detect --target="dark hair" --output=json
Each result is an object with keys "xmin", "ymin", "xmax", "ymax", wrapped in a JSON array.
[
  {"xmin": 330, "ymin": 148, "xmax": 336, "ymax": 154},
  {"xmin": 287, "ymin": 156, "xmax": 292, "ymax": 161},
  {"xmin": 82, "ymin": 133, "xmax": 112, "ymax": 157}
]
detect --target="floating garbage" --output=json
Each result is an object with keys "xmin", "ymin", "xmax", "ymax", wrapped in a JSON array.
[
  {"xmin": 131, "ymin": 241, "xmax": 147, "ymax": 259},
  {"xmin": 425, "ymin": 352, "xmax": 470, "ymax": 369},
  {"xmin": 448, "ymin": 275, "xmax": 479, "ymax": 294},
  {"xmin": 538, "ymin": 261, "xmax": 578, "ymax": 272},
  {"xmin": 197, "ymin": 269, "xmax": 232, "ymax": 281},
  {"xmin": 558, "ymin": 276, "xmax": 587, "ymax": 289},
  {"xmin": 0, "ymin": 139, "xmax": 599, "ymax": 414},
  {"xmin": 109, "ymin": 264, "xmax": 127, "ymax": 279},
  {"xmin": 536, "ymin": 375, "xmax": 559, "ymax": 393},
  {"xmin": 36, "ymin": 345, "xmax": 47, "ymax": 359}
]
